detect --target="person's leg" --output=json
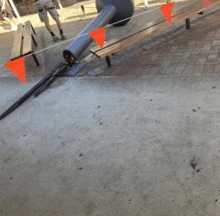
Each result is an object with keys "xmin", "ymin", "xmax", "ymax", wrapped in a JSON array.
[
  {"xmin": 44, "ymin": 20, "xmax": 53, "ymax": 32},
  {"xmin": 35, "ymin": 1, "xmax": 59, "ymax": 41},
  {"xmin": 45, "ymin": 0, "xmax": 66, "ymax": 40},
  {"xmin": 55, "ymin": 18, "xmax": 62, "ymax": 29},
  {"xmin": 43, "ymin": 20, "xmax": 59, "ymax": 41},
  {"xmin": 54, "ymin": 18, "xmax": 66, "ymax": 40}
]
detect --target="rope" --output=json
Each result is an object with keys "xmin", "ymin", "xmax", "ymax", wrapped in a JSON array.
[{"xmin": 0, "ymin": 5, "xmax": 160, "ymax": 69}]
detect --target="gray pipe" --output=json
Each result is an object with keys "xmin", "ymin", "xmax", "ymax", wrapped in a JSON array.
[{"xmin": 63, "ymin": 4, "xmax": 117, "ymax": 65}]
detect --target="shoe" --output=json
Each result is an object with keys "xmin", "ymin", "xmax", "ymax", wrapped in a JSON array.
[
  {"xmin": 11, "ymin": 25, "xmax": 17, "ymax": 31},
  {"xmin": 53, "ymin": 35, "xmax": 59, "ymax": 42},
  {"xmin": 60, "ymin": 34, "xmax": 66, "ymax": 40}
]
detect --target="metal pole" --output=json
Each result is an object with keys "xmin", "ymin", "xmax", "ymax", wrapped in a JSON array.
[
  {"xmin": 144, "ymin": 0, "xmax": 149, "ymax": 7},
  {"xmin": 63, "ymin": 4, "xmax": 116, "ymax": 65},
  {"xmin": 8, "ymin": 0, "xmax": 23, "ymax": 23},
  {"xmin": 57, "ymin": 0, "xmax": 63, "ymax": 10},
  {"xmin": 186, "ymin": 18, "xmax": 191, "ymax": 29}
]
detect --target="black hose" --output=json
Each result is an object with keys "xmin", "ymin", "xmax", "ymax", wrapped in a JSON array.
[{"xmin": 0, "ymin": 62, "xmax": 68, "ymax": 121}]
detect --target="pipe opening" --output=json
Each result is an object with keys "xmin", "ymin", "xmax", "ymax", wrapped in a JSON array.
[{"xmin": 63, "ymin": 50, "xmax": 76, "ymax": 66}]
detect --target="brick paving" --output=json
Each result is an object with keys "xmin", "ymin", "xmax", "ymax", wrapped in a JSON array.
[{"xmin": 91, "ymin": 6, "xmax": 220, "ymax": 77}]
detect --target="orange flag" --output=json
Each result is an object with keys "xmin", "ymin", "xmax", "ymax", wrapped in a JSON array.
[
  {"xmin": 89, "ymin": 27, "xmax": 106, "ymax": 48},
  {"xmin": 160, "ymin": 2, "xmax": 175, "ymax": 24},
  {"xmin": 173, "ymin": 10, "xmax": 180, "ymax": 22},
  {"xmin": 203, "ymin": 0, "xmax": 211, "ymax": 8},
  {"xmin": 4, "ymin": 57, "xmax": 27, "ymax": 83}
]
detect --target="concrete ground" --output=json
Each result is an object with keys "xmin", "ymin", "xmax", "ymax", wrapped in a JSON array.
[
  {"xmin": 2, "ymin": 75, "xmax": 220, "ymax": 216},
  {"xmin": 1, "ymin": 1, "xmax": 220, "ymax": 215}
]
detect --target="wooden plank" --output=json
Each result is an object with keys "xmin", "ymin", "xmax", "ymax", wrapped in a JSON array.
[
  {"xmin": 90, "ymin": 39, "xmax": 121, "ymax": 53},
  {"xmin": 91, "ymin": 8, "xmax": 170, "ymax": 58},
  {"xmin": 91, "ymin": 0, "xmax": 220, "ymax": 58},
  {"xmin": 174, "ymin": 0, "xmax": 220, "ymax": 22},
  {"xmin": 22, "ymin": 21, "xmax": 32, "ymax": 56},
  {"xmin": 30, "ymin": 22, "xmax": 38, "ymax": 46},
  {"xmin": 90, "ymin": 4, "xmax": 180, "ymax": 56},
  {"xmin": 90, "ymin": 3, "xmax": 168, "ymax": 54},
  {"xmin": 90, "ymin": 2, "xmax": 185, "ymax": 55},
  {"xmin": 30, "ymin": 22, "xmax": 36, "ymax": 34},
  {"xmin": 91, "ymin": 7, "xmax": 165, "ymax": 56},
  {"xmin": 10, "ymin": 23, "xmax": 23, "ymax": 60},
  {"xmin": 95, "ymin": 21, "xmax": 169, "ymax": 58}
]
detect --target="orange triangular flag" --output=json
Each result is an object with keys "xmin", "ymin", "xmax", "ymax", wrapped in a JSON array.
[
  {"xmin": 89, "ymin": 27, "xmax": 106, "ymax": 48},
  {"xmin": 160, "ymin": 2, "xmax": 175, "ymax": 24},
  {"xmin": 4, "ymin": 57, "xmax": 26, "ymax": 83},
  {"xmin": 203, "ymin": 0, "xmax": 211, "ymax": 8}
]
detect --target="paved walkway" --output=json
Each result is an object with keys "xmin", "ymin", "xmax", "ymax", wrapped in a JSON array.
[{"xmin": 86, "ymin": 6, "xmax": 220, "ymax": 77}]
